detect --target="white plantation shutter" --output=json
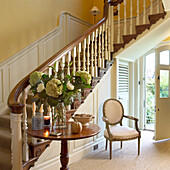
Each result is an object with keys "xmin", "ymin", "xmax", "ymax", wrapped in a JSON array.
[{"xmin": 118, "ymin": 63, "xmax": 129, "ymax": 93}]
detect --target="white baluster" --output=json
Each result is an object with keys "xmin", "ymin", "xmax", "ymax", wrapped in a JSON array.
[
  {"xmin": 102, "ymin": 23, "xmax": 105, "ymax": 68},
  {"xmin": 60, "ymin": 56, "xmax": 65, "ymax": 79},
  {"xmin": 98, "ymin": 26, "xmax": 102, "ymax": 67},
  {"xmin": 143, "ymin": 0, "xmax": 146, "ymax": 24},
  {"xmin": 72, "ymin": 47, "xmax": 76, "ymax": 75},
  {"xmin": 83, "ymin": 39, "xmax": 86, "ymax": 71},
  {"xmin": 87, "ymin": 35, "xmax": 90, "ymax": 73},
  {"xmin": 78, "ymin": 43, "xmax": 81, "ymax": 71},
  {"xmin": 67, "ymin": 51, "xmax": 71, "ymax": 75},
  {"xmin": 105, "ymin": 19, "xmax": 108, "ymax": 60},
  {"xmin": 124, "ymin": 0, "xmax": 127, "ymax": 34},
  {"xmin": 136, "ymin": 0, "xmax": 139, "ymax": 25},
  {"xmin": 10, "ymin": 112, "xmax": 23, "ymax": 170},
  {"xmin": 150, "ymin": 0, "xmax": 153, "ymax": 15},
  {"xmin": 54, "ymin": 61, "xmax": 59, "ymax": 73},
  {"xmin": 22, "ymin": 90, "xmax": 29, "ymax": 162},
  {"xmin": 48, "ymin": 67, "xmax": 52, "ymax": 77},
  {"xmin": 94, "ymin": 29, "xmax": 98, "ymax": 77},
  {"xmin": 130, "ymin": 0, "xmax": 133, "ymax": 34},
  {"xmin": 91, "ymin": 32, "xmax": 94, "ymax": 76},
  {"xmin": 157, "ymin": 0, "xmax": 160, "ymax": 13},
  {"xmin": 117, "ymin": 4, "xmax": 121, "ymax": 42},
  {"xmin": 111, "ymin": 5, "xmax": 114, "ymax": 52}
]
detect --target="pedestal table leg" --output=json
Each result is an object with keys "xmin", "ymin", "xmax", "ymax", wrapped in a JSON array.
[{"xmin": 60, "ymin": 140, "xmax": 69, "ymax": 170}]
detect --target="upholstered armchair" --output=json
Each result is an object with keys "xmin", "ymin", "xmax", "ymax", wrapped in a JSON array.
[{"xmin": 102, "ymin": 98, "xmax": 141, "ymax": 159}]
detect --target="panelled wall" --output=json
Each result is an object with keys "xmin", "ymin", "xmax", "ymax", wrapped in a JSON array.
[{"xmin": 0, "ymin": 12, "xmax": 91, "ymax": 115}]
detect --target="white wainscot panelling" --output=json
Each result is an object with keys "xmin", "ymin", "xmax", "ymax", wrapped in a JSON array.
[
  {"xmin": 97, "ymin": 73, "xmax": 111, "ymax": 138},
  {"xmin": 9, "ymin": 47, "xmax": 39, "ymax": 91},
  {"xmin": 0, "ymin": 70, "xmax": 3, "ymax": 103},
  {"xmin": 44, "ymin": 29, "xmax": 64, "ymax": 61},
  {"xmin": 67, "ymin": 14, "xmax": 92, "ymax": 43}
]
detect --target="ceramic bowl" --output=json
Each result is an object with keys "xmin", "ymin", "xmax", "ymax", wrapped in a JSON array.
[{"xmin": 72, "ymin": 114, "xmax": 95, "ymax": 126}]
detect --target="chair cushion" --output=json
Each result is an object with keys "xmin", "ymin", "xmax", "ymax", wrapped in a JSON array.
[{"xmin": 104, "ymin": 125, "xmax": 139, "ymax": 140}]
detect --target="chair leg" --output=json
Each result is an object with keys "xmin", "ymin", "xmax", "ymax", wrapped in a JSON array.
[
  {"xmin": 120, "ymin": 141, "xmax": 122, "ymax": 149},
  {"xmin": 105, "ymin": 139, "xmax": 108, "ymax": 150},
  {"xmin": 138, "ymin": 137, "xmax": 140, "ymax": 155},
  {"xmin": 110, "ymin": 141, "xmax": 112, "ymax": 159}
]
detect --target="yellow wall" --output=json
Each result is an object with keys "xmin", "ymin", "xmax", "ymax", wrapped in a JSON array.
[
  {"xmin": 164, "ymin": 36, "xmax": 170, "ymax": 41},
  {"xmin": 0, "ymin": 0, "xmax": 104, "ymax": 63}
]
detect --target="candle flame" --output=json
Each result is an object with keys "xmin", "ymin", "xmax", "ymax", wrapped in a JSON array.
[{"xmin": 44, "ymin": 131, "xmax": 49, "ymax": 137}]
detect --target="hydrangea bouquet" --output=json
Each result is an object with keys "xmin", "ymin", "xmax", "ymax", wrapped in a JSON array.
[{"xmin": 29, "ymin": 63, "xmax": 92, "ymax": 128}]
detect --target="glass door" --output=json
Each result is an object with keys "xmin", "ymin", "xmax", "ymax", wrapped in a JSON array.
[
  {"xmin": 144, "ymin": 52, "xmax": 155, "ymax": 131},
  {"xmin": 155, "ymin": 48, "xmax": 170, "ymax": 140}
]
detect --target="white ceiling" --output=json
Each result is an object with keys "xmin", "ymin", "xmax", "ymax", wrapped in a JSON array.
[{"xmin": 162, "ymin": 0, "xmax": 170, "ymax": 12}]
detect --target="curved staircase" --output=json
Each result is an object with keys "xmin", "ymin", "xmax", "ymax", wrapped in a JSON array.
[{"xmin": 0, "ymin": 0, "xmax": 168, "ymax": 169}]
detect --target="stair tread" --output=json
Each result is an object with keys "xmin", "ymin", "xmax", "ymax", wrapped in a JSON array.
[
  {"xmin": 135, "ymin": 24, "xmax": 151, "ymax": 34},
  {"xmin": 98, "ymin": 67, "xmax": 107, "ymax": 71},
  {"xmin": 0, "ymin": 114, "xmax": 10, "ymax": 119},
  {"xmin": 0, "ymin": 128, "xmax": 11, "ymax": 136},
  {"xmin": 148, "ymin": 12, "xmax": 166, "ymax": 24},
  {"xmin": 0, "ymin": 114, "xmax": 10, "ymax": 129},
  {"xmin": 0, "ymin": 128, "xmax": 11, "ymax": 150},
  {"xmin": 0, "ymin": 148, "xmax": 11, "ymax": 170}
]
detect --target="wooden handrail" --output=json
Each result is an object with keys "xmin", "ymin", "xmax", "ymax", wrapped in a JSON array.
[{"xmin": 8, "ymin": 0, "xmax": 111, "ymax": 113}]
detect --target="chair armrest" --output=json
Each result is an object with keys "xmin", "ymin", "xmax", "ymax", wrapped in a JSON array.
[
  {"xmin": 102, "ymin": 117, "xmax": 113, "ymax": 138},
  {"xmin": 123, "ymin": 115, "xmax": 140, "ymax": 133},
  {"xmin": 124, "ymin": 115, "xmax": 138, "ymax": 121},
  {"xmin": 102, "ymin": 117, "xmax": 111, "ymax": 124}
]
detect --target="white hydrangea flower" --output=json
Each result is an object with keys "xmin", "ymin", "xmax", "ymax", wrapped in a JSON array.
[
  {"xmin": 37, "ymin": 83, "xmax": 45, "ymax": 93},
  {"xmin": 67, "ymin": 81, "xmax": 74, "ymax": 90}
]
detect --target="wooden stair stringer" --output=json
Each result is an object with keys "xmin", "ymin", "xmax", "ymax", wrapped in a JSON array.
[{"xmin": 113, "ymin": 11, "xmax": 170, "ymax": 61}]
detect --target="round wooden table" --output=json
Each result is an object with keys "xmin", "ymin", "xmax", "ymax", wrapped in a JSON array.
[{"xmin": 27, "ymin": 122, "xmax": 100, "ymax": 170}]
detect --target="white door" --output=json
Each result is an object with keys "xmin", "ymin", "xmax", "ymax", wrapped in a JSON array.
[
  {"xmin": 155, "ymin": 47, "xmax": 170, "ymax": 140},
  {"xmin": 118, "ymin": 61, "xmax": 129, "ymax": 126}
]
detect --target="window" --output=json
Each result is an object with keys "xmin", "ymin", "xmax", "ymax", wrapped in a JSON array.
[
  {"xmin": 160, "ymin": 50, "xmax": 169, "ymax": 65},
  {"xmin": 160, "ymin": 70, "xmax": 169, "ymax": 98}
]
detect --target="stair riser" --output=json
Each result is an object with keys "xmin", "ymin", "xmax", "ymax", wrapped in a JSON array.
[
  {"xmin": 0, "ymin": 118, "xmax": 10, "ymax": 129},
  {"xmin": 0, "ymin": 136, "xmax": 11, "ymax": 150}
]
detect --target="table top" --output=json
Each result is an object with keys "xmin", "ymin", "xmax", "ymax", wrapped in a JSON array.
[{"xmin": 27, "ymin": 122, "xmax": 100, "ymax": 141}]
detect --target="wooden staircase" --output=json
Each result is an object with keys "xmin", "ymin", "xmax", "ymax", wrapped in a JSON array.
[
  {"xmin": 1, "ymin": 0, "xmax": 167, "ymax": 169},
  {"xmin": 114, "ymin": 12, "xmax": 166, "ymax": 52}
]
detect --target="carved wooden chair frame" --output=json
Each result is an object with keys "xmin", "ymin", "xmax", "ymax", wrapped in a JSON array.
[{"xmin": 102, "ymin": 98, "xmax": 141, "ymax": 159}]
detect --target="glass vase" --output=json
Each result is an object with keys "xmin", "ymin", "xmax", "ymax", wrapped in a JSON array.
[{"xmin": 53, "ymin": 102, "xmax": 66, "ymax": 129}]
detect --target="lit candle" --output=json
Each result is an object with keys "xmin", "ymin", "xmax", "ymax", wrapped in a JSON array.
[
  {"xmin": 44, "ymin": 130, "xmax": 49, "ymax": 137},
  {"xmin": 44, "ymin": 116, "xmax": 51, "ymax": 126}
]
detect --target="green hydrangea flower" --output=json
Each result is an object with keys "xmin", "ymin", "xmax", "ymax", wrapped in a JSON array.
[
  {"xmin": 29, "ymin": 71, "xmax": 42, "ymax": 86},
  {"xmin": 75, "ymin": 71, "xmax": 91, "ymax": 85},
  {"xmin": 46, "ymin": 78, "xmax": 63, "ymax": 98}
]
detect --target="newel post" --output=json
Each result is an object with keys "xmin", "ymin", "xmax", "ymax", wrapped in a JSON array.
[{"xmin": 9, "ymin": 103, "xmax": 24, "ymax": 170}]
